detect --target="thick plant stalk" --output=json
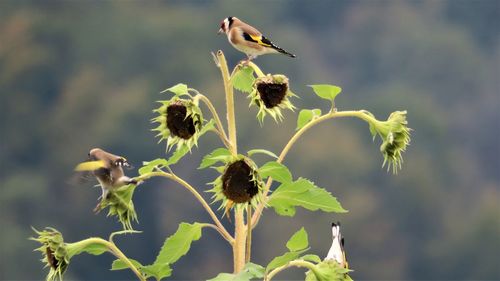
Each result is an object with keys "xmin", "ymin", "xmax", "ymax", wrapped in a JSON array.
[
  {"xmin": 217, "ymin": 50, "xmax": 237, "ymax": 155},
  {"xmin": 216, "ymin": 50, "xmax": 246, "ymax": 273}
]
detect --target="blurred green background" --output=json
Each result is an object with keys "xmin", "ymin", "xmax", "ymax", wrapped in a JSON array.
[{"xmin": 1, "ymin": 0, "xmax": 499, "ymax": 280}]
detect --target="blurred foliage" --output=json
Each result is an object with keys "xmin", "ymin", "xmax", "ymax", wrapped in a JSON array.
[{"xmin": 0, "ymin": 0, "xmax": 499, "ymax": 280}]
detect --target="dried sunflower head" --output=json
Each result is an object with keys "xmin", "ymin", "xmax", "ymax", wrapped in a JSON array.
[
  {"xmin": 208, "ymin": 155, "xmax": 264, "ymax": 213},
  {"xmin": 97, "ymin": 184, "xmax": 138, "ymax": 230},
  {"xmin": 152, "ymin": 97, "xmax": 203, "ymax": 151},
  {"xmin": 249, "ymin": 74, "xmax": 296, "ymax": 123},
  {"xmin": 31, "ymin": 228, "xmax": 70, "ymax": 281}
]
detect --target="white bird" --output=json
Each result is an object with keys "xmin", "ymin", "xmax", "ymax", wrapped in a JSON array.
[
  {"xmin": 218, "ymin": 16, "xmax": 296, "ymax": 61},
  {"xmin": 326, "ymin": 222, "xmax": 348, "ymax": 268}
]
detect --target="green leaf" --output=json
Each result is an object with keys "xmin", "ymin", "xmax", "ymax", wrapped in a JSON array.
[
  {"xmin": 207, "ymin": 273, "xmax": 237, "ymax": 281},
  {"xmin": 297, "ymin": 109, "xmax": 322, "ymax": 130},
  {"xmin": 153, "ymin": 222, "xmax": 204, "ymax": 266},
  {"xmin": 247, "ymin": 149, "xmax": 278, "ymax": 159},
  {"xmin": 242, "ymin": 262, "xmax": 265, "ymax": 278},
  {"xmin": 139, "ymin": 158, "xmax": 168, "ymax": 175},
  {"xmin": 161, "ymin": 83, "xmax": 188, "ymax": 96},
  {"xmin": 199, "ymin": 147, "xmax": 232, "ymax": 169},
  {"xmin": 232, "ymin": 66, "xmax": 255, "ymax": 93},
  {"xmin": 199, "ymin": 119, "xmax": 216, "ymax": 136},
  {"xmin": 301, "ymin": 254, "xmax": 322, "ymax": 263},
  {"xmin": 141, "ymin": 263, "xmax": 173, "ymax": 280},
  {"xmin": 266, "ymin": 251, "xmax": 303, "ymax": 272},
  {"xmin": 268, "ymin": 178, "xmax": 347, "ymax": 216},
  {"xmin": 286, "ymin": 227, "xmax": 309, "ymax": 251},
  {"xmin": 309, "ymin": 85, "xmax": 342, "ymax": 103},
  {"xmin": 166, "ymin": 145, "xmax": 190, "ymax": 166},
  {"xmin": 207, "ymin": 263, "xmax": 265, "ymax": 281},
  {"xmin": 259, "ymin": 161, "xmax": 292, "ymax": 183},
  {"xmin": 110, "ymin": 258, "xmax": 143, "ymax": 271}
]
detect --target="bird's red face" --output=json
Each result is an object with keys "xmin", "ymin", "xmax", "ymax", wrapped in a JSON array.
[
  {"xmin": 218, "ymin": 17, "xmax": 234, "ymax": 35},
  {"xmin": 218, "ymin": 20, "xmax": 226, "ymax": 34}
]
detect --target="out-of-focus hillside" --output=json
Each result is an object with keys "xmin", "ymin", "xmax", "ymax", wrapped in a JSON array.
[{"xmin": 1, "ymin": 1, "xmax": 499, "ymax": 280}]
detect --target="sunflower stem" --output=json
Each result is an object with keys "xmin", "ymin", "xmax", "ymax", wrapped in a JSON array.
[
  {"xmin": 245, "ymin": 204, "xmax": 252, "ymax": 263},
  {"xmin": 251, "ymin": 110, "xmax": 379, "ymax": 227},
  {"xmin": 264, "ymin": 259, "xmax": 317, "ymax": 281},
  {"xmin": 216, "ymin": 50, "xmax": 237, "ymax": 155},
  {"xmin": 233, "ymin": 208, "xmax": 246, "ymax": 272},
  {"xmin": 189, "ymin": 89, "xmax": 233, "ymax": 151},
  {"xmin": 216, "ymin": 50, "xmax": 247, "ymax": 273},
  {"xmin": 247, "ymin": 61, "xmax": 265, "ymax": 77}
]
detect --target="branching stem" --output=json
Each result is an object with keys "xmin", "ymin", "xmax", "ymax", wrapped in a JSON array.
[
  {"xmin": 189, "ymin": 89, "xmax": 233, "ymax": 150},
  {"xmin": 251, "ymin": 110, "xmax": 378, "ymax": 227},
  {"xmin": 135, "ymin": 171, "xmax": 234, "ymax": 244},
  {"xmin": 264, "ymin": 260, "xmax": 317, "ymax": 281}
]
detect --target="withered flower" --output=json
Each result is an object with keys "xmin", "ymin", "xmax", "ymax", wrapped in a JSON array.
[
  {"xmin": 152, "ymin": 98, "xmax": 203, "ymax": 151},
  {"xmin": 249, "ymin": 74, "xmax": 296, "ymax": 123}
]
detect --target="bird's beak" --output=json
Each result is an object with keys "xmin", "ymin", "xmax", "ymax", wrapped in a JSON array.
[{"xmin": 218, "ymin": 28, "xmax": 224, "ymax": 35}]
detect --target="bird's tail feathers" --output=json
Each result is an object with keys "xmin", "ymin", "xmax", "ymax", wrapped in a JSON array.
[{"xmin": 273, "ymin": 45, "xmax": 296, "ymax": 58}]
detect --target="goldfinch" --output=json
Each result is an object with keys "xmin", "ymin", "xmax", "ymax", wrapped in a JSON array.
[
  {"xmin": 75, "ymin": 148, "xmax": 138, "ymax": 212},
  {"xmin": 326, "ymin": 222, "xmax": 348, "ymax": 268},
  {"xmin": 218, "ymin": 16, "xmax": 296, "ymax": 60}
]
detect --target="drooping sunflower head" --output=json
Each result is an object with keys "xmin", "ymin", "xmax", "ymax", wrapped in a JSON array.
[
  {"xmin": 368, "ymin": 110, "xmax": 411, "ymax": 173},
  {"xmin": 31, "ymin": 227, "xmax": 70, "ymax": 281},
  {"xmin": 209, "ymin": 155, "xmax": 264, "ymax": 212},
  {"xmin": 249, "ymin": 74, "xmax": 296, "ymax": 123},
  {"xmin": 152, "ymin": 97, "xmax": 203, "ymax": 151},
  {"xmin": 97, "ymin": 184, "xmax": 138, "ymax": 230}
]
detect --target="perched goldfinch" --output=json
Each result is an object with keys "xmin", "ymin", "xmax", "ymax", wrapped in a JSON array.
[
  {"xmin": 218, "ymin": 16, "xmax": 296, "ymax": 60},
  {"xmin": 75, "ymin": 148, "xmax": 137, "ymax": 212},
  {"xmin": 326, "ymin": 222, "xmax": 348, "ymax": 268}
]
